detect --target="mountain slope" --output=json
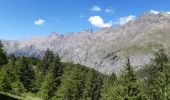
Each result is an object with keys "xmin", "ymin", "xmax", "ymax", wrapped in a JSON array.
[{"xmin": 2, "ymin": 12, "xmax": 170, "ymax": 74}]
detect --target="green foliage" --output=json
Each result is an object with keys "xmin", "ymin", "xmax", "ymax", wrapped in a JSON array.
[
  {"xmin": 38, "ymin": 72, "xmax": 56, "ymax": 100},
  {"xmin": 81, "ymin": 68, "xmax": 103, "ymax": 100},
  {"xmin": 112, "ymin": 57, "xmax": 148, "ymax": 100},
  {"xmin": 0, "ymin": 40, "xmax": 7, "ymax": 66},
  {"xmin": 101, "ymin": 72, "xmax": 117, "ymax": 100},
  {"xmin": 54, "ymin": 63, "xmax": 84, "ymax": 100},
  {"xmin": 143, "ymin": 49, "xmax": 170, "ymax": 100},
  {"xmin": 82, "ymin": 68, "xmax": 94, "ymax": 99},
  {"xmin": 0, "ymin": 72, "xmax": 12, "ymax": 92},
  {"xmin": 41, "ymin": 49, "xmax": 55, "ymax": 74},
  {"xmin": 1, "ymin": 48, "xmax": 170, "ymax": 100},
  {"xmin": 90, "ymin": 70, "xmax": 103, "ymax": 100},
  {"xmin": 17, "ymin": 57, "xmax": 35, "ymax": 92},
  {"xmin": 11, "ymin": 80, "xmax": 25, "ymax": 95},
  {"xmin": 49, "ymin": 54, "xmax": 63, "ymax": 87},
  {"xmin": 38, "ymin": 50, "xmax": 63, "ymax": 99}
]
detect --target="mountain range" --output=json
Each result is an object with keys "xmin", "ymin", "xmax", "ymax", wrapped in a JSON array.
[{"xmin": 2, "ymin": 12, "xmax": 170, "ymax": 74}]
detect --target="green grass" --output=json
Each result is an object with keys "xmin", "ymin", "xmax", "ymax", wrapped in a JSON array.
[
  {"xmin": 0, "ymin": 92, "xmax": 24, "ymax": 100},
  {"xmin": 23, "ymin": 93, "xmax": 42, "ymax": 100},
  {"xmin": 122, "ymin": 43, "xmax": 164, "ymax": 54},
  {"xmin": 25, "ymin": 95, "xmax": 42, "ymax": 100},
  {"xmin": 0, "ymin": 92, "xmax": 42, "ymax": 100}
]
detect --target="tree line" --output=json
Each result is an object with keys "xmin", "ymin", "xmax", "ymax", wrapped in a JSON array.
[{"xmin": 0, "ymin": 40, "xmax": 170, "ymax": 100}]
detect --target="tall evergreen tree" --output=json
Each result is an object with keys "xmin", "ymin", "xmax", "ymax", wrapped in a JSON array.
[
  {"xmin": 0, "ymin": 72, "xmax": 12, "ymax": 92},
  {"xmin": 82, "ymin": 69, "xmax": 94, "ymax": 99},
  {"xmin": 38, "ymin": 72, "xmax": 56, "ymax": 100},
  {"xmin": 0, "ymin": 57, "xmax": 16, "ymax": 93},
  {"xmin": 91, "ymin": 71, "xmax": 103, "ymax": 100},
  {"xmin": 49, "ymin": 54, "xmax": 63, "ymax": 86},
  {"xmin": 147, "ymin": 49, "xmax": 170, "ymax": 100},
  {"xmin": 35, "ymin": 50, "xmax": 63, "ymax": 99},
  {"xmin": 0, "ymin": 40, "xmax": 7, "ymax": 66},
  {"xmin": 16, "ymin": 57, "xmax": 35, "ymax": 92},
  {"xmin": 0, "ymin": 56, "xmax": 25, "ymax": 94},
  {"xmin": 38, "ymin": 54, "xmax": 63, "ymax": 100},
  {"xmin": 101, "ymin": 72, "xmax": 117, "ymax": 100},
  {"xmin": 113, "ymin": 57, "xmax": 147, "ymax": 100},
  {"xmin": 54, "ymin": 63, "xmax": 84, "ymax": 100},
  {"xmin": 82, "ymin": 69, "xmax": 103, "ymax": 100},
  {"xmin": 41, "ymin": 49, "xmax": 55, "ymax": 74}
]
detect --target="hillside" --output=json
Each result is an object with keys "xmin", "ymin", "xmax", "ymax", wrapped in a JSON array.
[{"xmin": 2, "ymin": 12, "xmax": 170, "ymax": 74}]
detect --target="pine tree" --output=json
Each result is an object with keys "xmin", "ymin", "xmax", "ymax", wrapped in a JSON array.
[
  {"xmin": 0, "ymin": 58, "xmax": 17, "ymax": 93},
  {"xmin": 82, "ymin": 69, "xmax": 94, "ymax": 100},
  {"xmin": 38, "ymin": 72, "xmax": 56, "ymax": 100},
  {"xmin": 101, "ymin": 72, "xmax": 117, "ymax": 100},
  {"xmin": 113, "ymin": 57, "xmax": 147, "ymax": 100},
  {"xmin": 109, "ymin": 72, "xmax": 117, "ymax": 84},
  {"xmin": 16, "ymin": 57, "xmax": 35, "ymax": 92},
  {"xmin": 38, "ymin": 51, "xmax": 63, "ymax": 99},
  {"xmin": 82, "ymin": 69, "xmax": 103, "ymax": 100},
  {"xmin": 8, "ymin": 54, "xmax": 16, "ymax": 62},
  {"xmin": 147, "ymin": 49, "xmax": 170, "ymax": 100},
  {"xmin": 54, "ymin": 63, "xmax": 84, "ymax": 100},
  {"xmin": 41, "ymin": 49, "xmax": 55, "ymax": 74},
  {"xmin": 49, "ymin": 54, "xmax": 63, "ymax": 87},
  {"xmin": 35, "ymin": 50, "xmax": 63, "ymax": 99},
  {"xmin": 0, "ymin": 71, "xmax": 12, "ymax": 92},
  {"xmin": 91, "ymin": 71, "xmax": 102, "ymax": 100},
  {"xmin": 0, "ymin": 40, "xmax": 7, "ymax": 66}
]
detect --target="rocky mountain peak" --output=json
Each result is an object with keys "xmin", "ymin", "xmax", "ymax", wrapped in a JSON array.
[
  {"xmin": 2, "ymin": 11, "xmax": 170, "ymax": 74},
  {"xmin": 138, "ymin": 12, "xmax": 170, "ymax": 22},
  {"xmin": 82, "ymin": 29, "xmax": 93, "ymax": 33},
  {"xmin": 49, "ymin": 32, "xmax": 58, "ymax": 39}
]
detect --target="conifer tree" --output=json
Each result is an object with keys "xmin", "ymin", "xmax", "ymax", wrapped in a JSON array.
[
  {"xmin": 82, "ymin": 69, "xmax": 103, "ymax": 100},
  {"xmin": 101, "ymin": 72, "xmax": 117, "ymax": 100},
  {"xmin": 91, "ymin": 71, "xmax": 102, "ymax": 100},
  {"xmin": 38, "ymin": 55, "xmax": 63, "ymax": 100},
  {"xmin": 113, "ymin": 57, "xmax": 147, "ymax": 100},
  {"xmin": 41, "ymin": 49, "xmax": 54, "ymax": 74},
  {"xmin": 0, "ymin": 71, "xmax": 12, "ymax": 92},
  {"xmin": 37, "ymin": 50, "xmax": 63, "ymax": 99},
  {"xmin": 38, "ymin": 72, "xmax": 56, "ymax": 100},
  {"xmin": 0, "ymin": 40, "xmax": 7, "ymax": 66},
  {"xmin": 54, "ymin": 63, "xmax": 84, "ymax": 100},
  {"xmin": 0, "ymin": 57, "xmax": 17, "ymax": 93},
  {"xmin": 147, "ymin": 49, "xmax": 170, "ymax": 100},
  {"xmin": 17, "ymin": 57, "xmax": 35, "ymax": 92},
  {"xmin": 82, "ymin": 69, "xmax": 94, "ymax": 99},
  {"xmin": 49, "ymin": 54, "xmax": 63, "ymax": 87}
]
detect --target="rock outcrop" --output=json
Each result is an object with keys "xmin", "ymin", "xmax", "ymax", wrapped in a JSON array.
[{"xmin": 2, "ymin": 12, "xmax": 170, "ymax": 74}]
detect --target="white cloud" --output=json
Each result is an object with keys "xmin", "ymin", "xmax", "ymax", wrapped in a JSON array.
[
  {"xmin": 91, "ymin": 6, "xmax": 101, "ymax": 12},
  {"xmin": 115, "ymin": 15, "xmax": 136, "ymax": 25},
  {"xmin": 149, "ymin": 9, "xmax": 170, "ymax": 15},
  {"xmin": 34, "ymin": 19, "xmax": 45, "ymax": 26},
  {"xmin": 166, "ymin": 12, "xmax": 170, "ymax": 14},
  {"xmin": 105, "ymin": 8, "xmax": 114, "ymax": 13},
  {"xmin": 88, "ymin": 16, "xmax": 112, "ymax": 28},
  {"xmin": 150, "ymin": 10, "xmax": 160, "ymax": 14}
]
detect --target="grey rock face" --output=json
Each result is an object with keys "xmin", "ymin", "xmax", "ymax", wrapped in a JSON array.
[{"xmin": 2, "ymin": 12, "xmax": 170, "ymax": 74}]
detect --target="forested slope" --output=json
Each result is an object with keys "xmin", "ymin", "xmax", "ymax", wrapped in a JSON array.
[{"xmin": 1, "ymin": 40, "xmax": 170, "ymax": 100}]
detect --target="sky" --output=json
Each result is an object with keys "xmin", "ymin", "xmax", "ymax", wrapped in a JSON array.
[{"xmin": 0, "ymin": 0, "xmax": 170, "ymax": 40}]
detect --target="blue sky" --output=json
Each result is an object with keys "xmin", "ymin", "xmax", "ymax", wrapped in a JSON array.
[{"xmin": 0, "ymin": 0, "xmax": 170, "ymax": 40}]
